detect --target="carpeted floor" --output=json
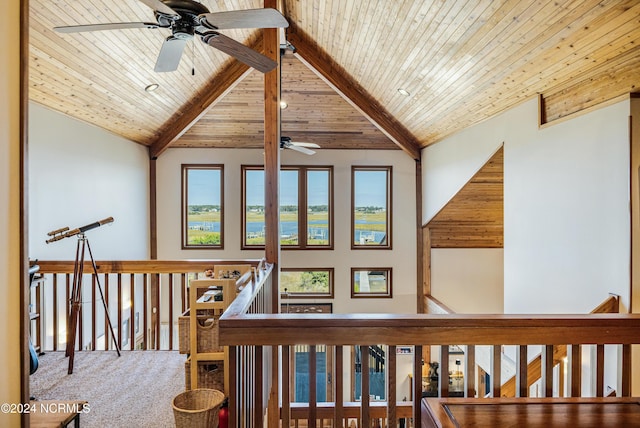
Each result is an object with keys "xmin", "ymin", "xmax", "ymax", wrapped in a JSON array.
[{"xmin": 30, "ymin": 351, "xmax": 186, "ymax": 428}]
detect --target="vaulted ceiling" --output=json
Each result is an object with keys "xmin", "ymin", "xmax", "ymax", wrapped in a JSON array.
[{"xmin": 29, "ymin": 1, "xmax": 640, "ymax": 160}]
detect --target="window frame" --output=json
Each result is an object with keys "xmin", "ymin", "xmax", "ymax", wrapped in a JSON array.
[
  {"xmin": 241, "ymin": 165, "xmax": 334, "ymax": 250},
  {"xmin": 181, "ymin": 164, "xmax": 224, "ymax": 250},
  {"xmin": 350, "ymin": 267, "xmax": 393, "ymax": 298},
  {"xmin": 279, "ymin": 268, "xmax": 335, "ymax": 299},
  {"xmin": 351, "ymin": 166, "xmax": 392, "ymax": 250}
]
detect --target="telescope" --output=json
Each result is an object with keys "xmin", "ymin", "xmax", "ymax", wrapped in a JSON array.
[{"xmin": 46, "ymin": 217, "xmax": 114, "ymax": 244}]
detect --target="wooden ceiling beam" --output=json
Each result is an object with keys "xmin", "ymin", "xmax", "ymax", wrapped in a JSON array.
[
  {"xmin": 148, "ymin": 34, "xmax": 263, "ymax": 159},
  {"xmin": 286, "ymin": 26, "xmax": 421, "ymax": 160}
]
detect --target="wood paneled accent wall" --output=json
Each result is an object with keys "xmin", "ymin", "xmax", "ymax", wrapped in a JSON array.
[{"xmin": 425, "ymin": 147, "xmax": 504, "ymax": 249}]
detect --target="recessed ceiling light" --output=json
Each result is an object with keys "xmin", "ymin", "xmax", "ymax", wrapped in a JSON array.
[
  {"xmin": 397, "ymin": 88, "xmax": 410, "ymax": 97},
  {"xmin": 280, "ymin": 100, "xmax": 288, "ymax": 109},
  {"xmin": 145, "ymin": 83, "xmax": 160, "ymax": 93}
]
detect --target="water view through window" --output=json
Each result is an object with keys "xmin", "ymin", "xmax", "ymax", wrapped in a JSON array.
[
  {"xmin": 352, "ymin": 166, "xmax": 391, "ymax": 248},
  {"xmin": 183, "ymin": 165, "xmax": 223, "ymax": 248},
  {"xmin": 242, "ymin": 166, "xmax": 332, "ymax": 248}
]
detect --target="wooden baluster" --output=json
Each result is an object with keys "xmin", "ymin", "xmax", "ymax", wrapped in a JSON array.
[
  {"xmin": 168, "ymin": 274, "xmax": 174, "ymax": 351},
  {"xmin": 492, "ymin": 345, "xmax": 501, "ymax": 398},
  {"xmin": 465, "ymin": 345, "xmax": 476, "ymax": 398},
  {"xmin": 335, "ymin": 345, "xmax": 344, "ymax": 428},
  {"xmin": 229, "ymin": 346, "xmax": 237, "ymax": 428},
  {"xmin": 53, "ymin": 274, "xmax": 59, "ymax": 351},
  {"xmin": 255, "ymin": 345, "xmax": 264, "ymax": 427},
  {"xmin": 544, "ymin": 345, "xmax": 554, "ymax": 397},
  {"xmin": 517, "ymin": 345, "xmax": 528, "ymax": 397},
  {"xmin": 570, "ymin": 344, "xmax": 581, "ymax": 397},
  {"xmin": 388, "ymin": 345, "xmax": 397, "ymax": 427},
  {"xmin": 310, "ymin": 345, "xmax": 317, "ymax": 428},
  {"xmin": 596, "ymin": 344, "xmax": 605, "ymax": 397},
  {"xmin": 142, "ymin": 273, "xmax": 150, "ymax": 351},
  {"xmin": 622, "ymin": 344, "xmax": 631, "ymax": 396},
  {"xmin": 104, "ymin": 274, "xmax": 110, "ymax": 350},
  {"xmin": 91, "ymin": 274, "xmax": 96, "ymax": 351},
  {"xmin": 282, "ymin": 345, "xmax": 290, "ymax": 427},
  {"xmin": 131, "ymin": 273, "xmax": 137, "ymax": 350},
  {"xmin": 413, "ymin": 345, "xmax": 422, "ymax": 427},
  {"xmin": 361, "ymin": 345, "xmax": 370, "ymax": 428},
  {"xmin": 180, "ymin": 273, "xmax": 186, "ymax": 313},
  {"xmin": 117, "ymin": 274, "xmax": 122, "ymax": 352},
  {"xmin": 440, "ymin": 345, "xmax": 449, "ymax": 397}
]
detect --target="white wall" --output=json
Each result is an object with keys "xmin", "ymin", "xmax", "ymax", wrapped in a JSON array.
[
  {"xmin": 28, "ymin": 103, "xmax": 150, "ymax": 260},
  {"xmin": 0, "ymin": 1, "xmax": 23, "ymax": 425},
  {"xmin": 423, "ymin": 97, "xmax": 630, "ymax": 314},
  {"xmin": 431, "ymin": 249, "xmax": 504, "ymax": 313},
  {"xmin": 156, "ymin": 148, "xmax": 418, "ymax": 314}
]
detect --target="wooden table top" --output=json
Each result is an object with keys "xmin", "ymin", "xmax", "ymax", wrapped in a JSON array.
[
  {"xmin": 29, "ymin": 400, "xmax": 88, "ymax": 428},
  {"xmin": 421, "ymin": 397, "xmax": 640, "ymax": 428}
]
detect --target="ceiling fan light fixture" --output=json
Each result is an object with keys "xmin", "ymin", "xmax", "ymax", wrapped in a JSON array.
[
  {"xmin": 145, "ymin": 83, "xmax": 160, "ymax": 92},
  {"xmin": 397, "ymin": 88, "xmax": 411, "ymax": 97},
  {"xmin": 280, "ymin": 100, "xmax": 288, "ymax": 109}
]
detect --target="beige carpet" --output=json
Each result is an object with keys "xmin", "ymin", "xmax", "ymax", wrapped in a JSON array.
[{"xmin": 30, "ymin": 351, "xmax": 186, "ymax": 428}]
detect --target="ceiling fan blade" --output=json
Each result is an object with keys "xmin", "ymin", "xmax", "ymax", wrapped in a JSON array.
[
  {"xmin": 154, "ymin": 37, "xmax": 187, "ymax": 72},
  {"xmin": 288, "ymin": 144, "xmax": 316, "ymax": 155},
  {"xmin": 201, "ymin": 8, "xmax": 289, "ymax": 30},
  {"xmin": 202, "ymin": 32, "xmax": 277, "ymax": 73},
  {"xmin": 291, "ymin": 142, "xmax": 321, "ymax": 149},
  {"xmin": 138, "ymin": 0, "xmax": 180, "ymax": 18},
  {"xmin": 54, "ymin": 22, "xmax": 161, "ymax": 33}
]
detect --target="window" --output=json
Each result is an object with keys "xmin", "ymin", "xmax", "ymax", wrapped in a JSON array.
[
  {"xmin": 182, "ymin": 164, "xmax": 224, "ymax": 249},
  {"xmin": 351, "ymin": 268, "xmax": 392, "ymax": 298},
  {"xmin": 242, "ymin": 165, "xmax": 333, "ymax": 249},
  {"xmin": 351, "ymin": 166, "xmax": 392, "ymax": 249},
  {"xmin": 280, "ymin": 268, "xmax": 334, "ymax": 298}
]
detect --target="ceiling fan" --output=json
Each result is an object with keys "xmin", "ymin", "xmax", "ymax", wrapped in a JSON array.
[
  {"xmin": 53, "ymin": 0, "xmax": 289, "ymax": 73},
  {"xmin": 280, "ymin": 136, "xmax": 320, "ymax": 155}
]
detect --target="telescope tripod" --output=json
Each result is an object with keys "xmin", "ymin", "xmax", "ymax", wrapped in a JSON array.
[{"xmin": 65, "ymin": 233, "xmax": 121, "ymax": 374}]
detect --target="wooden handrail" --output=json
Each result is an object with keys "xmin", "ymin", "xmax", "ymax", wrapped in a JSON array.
[
  {"xmin": 219, "ymin": 313, "xmax": 640, "ymax": 346},
  {"xmin": 36, "ymin": 259, "xmax": 261, "ymax": 274}
]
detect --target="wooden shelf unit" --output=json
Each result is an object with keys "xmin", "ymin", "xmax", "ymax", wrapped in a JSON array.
[{"xmin": 187, "ymin": 278, "xmax": 236, "ymax": 393}]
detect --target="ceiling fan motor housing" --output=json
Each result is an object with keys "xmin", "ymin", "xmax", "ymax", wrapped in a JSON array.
[{"xmin": 155, "ymin": 0, "xmax": 210, "ymax": 38}]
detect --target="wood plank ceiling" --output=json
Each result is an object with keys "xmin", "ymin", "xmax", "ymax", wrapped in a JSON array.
[{"xmin": 29, "ymin": 1, "xmax": 640, "ymax": 156}]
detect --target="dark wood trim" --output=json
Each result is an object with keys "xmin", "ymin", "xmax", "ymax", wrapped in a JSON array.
[
  {"xmin": 263, "ymin": 30, "xmax": 280, "ymax": 266},
  {"xmin": 21, "ymin": 0, "xmax": 31, "ymax": 420},
  {"xmin": 280, "ymin": 267, "xmax": 335, "ymax": 299},
  {"xmin": 180, "ymin": 164, "xmax": 225, "ymax": 250},
  {"xmin": 241, "ymin": 165, "xmax": 334, "ymax": 250},
  {"xmin": 149, "ymin": 158, "xmax": 157, "ymax": 259},
  {"xmin": 148, "ymin": 37, "xmax": 258, "ymax": 159},
  {"xmin": 423, "ymin": 228, "xmax": 432, "ymax": 305},
  {"xmin": 287, "ymin": 26, "xmax": 421, "ymax": 159},
  {"xmin": 416, "ymin": 159, "xmax": 424, "ymax": 313},
  {"xmin": 350, "ymin": 267, "xmax": 393, "ymax": 298}
]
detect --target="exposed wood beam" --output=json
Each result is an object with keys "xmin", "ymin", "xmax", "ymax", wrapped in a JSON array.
[
  {"xmin": 286, "ymin": 26, "xmax": 421, "ymax": 160},
  {"xmin": 148, "ymin": 35, "xmax": 263, "ymax": 159}
]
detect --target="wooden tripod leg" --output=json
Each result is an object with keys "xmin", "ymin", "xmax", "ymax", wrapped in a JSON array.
[
  {"xmin": 86, "ymin": 239, "xmax": 121, "ymax": 355},
  {"xmin": 66, "ymin": 238, "xmax": 86, "ymax": 374},
  {"xmin": 67, "ymin": 301, "xmax": 81, "ymax": 374}
]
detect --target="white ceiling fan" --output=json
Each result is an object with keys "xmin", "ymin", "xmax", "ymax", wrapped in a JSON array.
[{"xmin": 280, "ymin": 136, "xmax": 320, "ymax": 155}]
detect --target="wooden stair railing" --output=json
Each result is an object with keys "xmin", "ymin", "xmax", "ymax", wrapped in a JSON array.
[
  {"xmin": 33, "ymin": 259, "xmax": 262, "ymax": 352},
  {"xmin": 500, "ymin": 295, "xmax": 620, "ymax": 398},
  {"xmin": 221, "ymin": 276, "xmax": 640, "ymax": 428}
]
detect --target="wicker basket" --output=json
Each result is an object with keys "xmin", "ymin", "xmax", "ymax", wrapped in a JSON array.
[
  {"xmin": 178, "ymin": 310, "xmax": 222, "ymax": 354},
  {"xmin": 172, "ymin": 388, "xmax": 225, "ymax": 428},
  {"xmin": 185, "ymin": 359, "xmax": 225, "ymax": 391}
]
